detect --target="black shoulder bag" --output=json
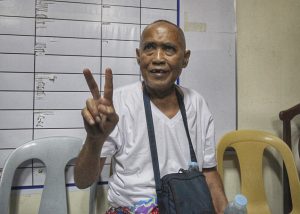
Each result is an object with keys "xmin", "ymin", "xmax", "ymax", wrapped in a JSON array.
[{"xmin": 143, "ymin": 87, "xmax": 214, "ymax": 214}]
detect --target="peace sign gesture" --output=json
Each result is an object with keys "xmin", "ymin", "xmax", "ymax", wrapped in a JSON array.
[{"xmin": 81, "ymin": 68, "xmax": 119, "ymax": 141}]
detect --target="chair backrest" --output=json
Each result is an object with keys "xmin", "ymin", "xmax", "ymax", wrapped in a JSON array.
[
  {"xmin": 89, "ymin": 159, "xmax": 113, "ymax": 214},
  {"xmin": 89, "ymin": 181, "xmax": 98, "ymax": 214},
  {"xmin": 0, "ymin": 136, "xmax": 83, "ymax": 214},
  {"xmin": 279, "ymin": 103, "xmax": 300, "ymax": 214},
  {"xmin": 280, "ymin": 103, "xmax": 300, "ymax": 164},
  {"xmin": 217, "ymin": 130, "xmax": 300, "ymax": 214}
]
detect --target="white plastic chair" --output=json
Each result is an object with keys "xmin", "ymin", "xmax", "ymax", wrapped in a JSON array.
[
  {"xmin": 89, "ymin": 181, "xmax": 98, "ymax": 214},
  {"xmin": 0, "ymin": 136, "xmax": 86, "ymax": 214}
]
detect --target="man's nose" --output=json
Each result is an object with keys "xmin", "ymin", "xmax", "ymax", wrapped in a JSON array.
[{"xmin": 152, "ymin": 49, "xmax": 165, "ymax": 64}]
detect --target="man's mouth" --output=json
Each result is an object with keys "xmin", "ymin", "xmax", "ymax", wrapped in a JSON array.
[{"xmin": 150, "ymin": 69, "xmax": 168, "ymax": 74}]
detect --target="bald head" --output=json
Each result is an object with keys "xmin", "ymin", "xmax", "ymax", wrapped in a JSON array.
[{"xmin": 140, "ymin": 20, "xmax": 187, "ymax": 50}]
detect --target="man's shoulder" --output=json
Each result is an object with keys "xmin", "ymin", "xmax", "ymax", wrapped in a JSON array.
[
  {"xmin": 179, "ymin": 85, "xmax": 206, "ymax": 101},
  {"xmin": 114, "ymin": 81, "xmax": 141, "ymax": 94},
  {"xmin": 179, "ymin": 85, "xmax": 211, "ymax": 115},
  {"xmin": 113, "ymin": 81, "xmax": 142, "ymax": 106}
]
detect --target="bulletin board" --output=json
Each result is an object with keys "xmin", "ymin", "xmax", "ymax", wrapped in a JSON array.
[
  {"xmin": 0, "ymin": 0, "xmax": 236, "ymax": 189},
  {"xmin": 180, "ymin": 0, "xmax": 236, "ymax": 143}
]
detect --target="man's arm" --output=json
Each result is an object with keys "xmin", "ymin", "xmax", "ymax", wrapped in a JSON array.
[
  {"xmin": 203, "ymin": 167, "xmax": 228, "ymax": 214},
  {"xmin": 74, "ymin": 68, "xmax": 118, "ymax": 189},
  {"xmin": 74, "ymin": 137, "xmax": 106, "ymax": 189}
]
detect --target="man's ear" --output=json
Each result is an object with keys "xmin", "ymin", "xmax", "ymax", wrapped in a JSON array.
[
  {"xmin": 136, "ymin": 48, "xmax": 140, "ymax": 65},
  {"xmin": 183, "ymin": 50, "xmax": 191, "ymax": 68}
]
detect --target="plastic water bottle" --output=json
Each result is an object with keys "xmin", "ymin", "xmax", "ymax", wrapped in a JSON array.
[
  {"xmin": 224, "ymin": 194, "xmax": 248, "ymax": 214},
  {"xmin": 188, "ymin": 161, "xmax": 199, "ymax": 171}
]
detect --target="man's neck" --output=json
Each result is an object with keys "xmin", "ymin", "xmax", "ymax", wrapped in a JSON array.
[{"xmin": 144, "ymin": 84, "xmax": 179, "ymax": 119}]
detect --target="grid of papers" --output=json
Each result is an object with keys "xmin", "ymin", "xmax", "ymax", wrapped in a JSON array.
[{"xmin": 0, "ymin": 0, "xmax": 178, "ymax": 188}]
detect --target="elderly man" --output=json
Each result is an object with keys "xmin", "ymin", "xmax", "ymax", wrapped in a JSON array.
[{"xmin": 74, "ymin": 20, "xmax": 228, "ymax": 213}]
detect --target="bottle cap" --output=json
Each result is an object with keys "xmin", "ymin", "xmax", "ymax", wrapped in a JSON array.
[
  {"xmin": 189, "ymin": 162, "xmax": 198, "ymax": 167},
  {"xmin": 234, "ymin": 194, "xmax": 248, "ymax": 207}
]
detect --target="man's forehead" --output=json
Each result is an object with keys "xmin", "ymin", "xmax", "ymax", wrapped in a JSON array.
[
  {"xmin": 140, "ymin": 21, "xmax": 185, "ymax": 46},
  {"xmin": 143, "ymin": 21, "xmax": 179, "ymax": 36}
]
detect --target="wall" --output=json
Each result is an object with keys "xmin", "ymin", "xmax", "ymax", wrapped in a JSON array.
[
  {"xmin": 237, "ymin": 0, "xmax": 300, "ymax": 131},
  {"xmin": 235, "ymin": 0, "xmax": 300, "ymax": 213}
]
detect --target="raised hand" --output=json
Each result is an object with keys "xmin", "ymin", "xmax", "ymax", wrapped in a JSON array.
[{"xmin": 81, "ymin": 68, "xmax": 119, "ymax": 141}]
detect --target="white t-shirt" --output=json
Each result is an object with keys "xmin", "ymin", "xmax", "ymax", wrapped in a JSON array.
[{"xmin": 101, "ymin": 82, "xmax": 216, "ymax": 208}]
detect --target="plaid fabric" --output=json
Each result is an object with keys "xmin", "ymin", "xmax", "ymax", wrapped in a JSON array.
[{"xmin": 105, "ymin": 206, "xmax": 159, "ymax": 214}]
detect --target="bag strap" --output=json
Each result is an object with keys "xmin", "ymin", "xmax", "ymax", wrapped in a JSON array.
[
  {"xmin": 143, "ymin": 86, "xmax": 162, "ymax": 192},
  {"xmin": 143, "ymin": 84, "xmax": 197, "ymax": 193},
  {"xmin": 175, "ymin": 88, "xmax": 197, "ymax": 163}
]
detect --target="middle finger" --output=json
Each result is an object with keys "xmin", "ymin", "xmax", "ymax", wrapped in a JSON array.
[{"xmin": 86, "ymin": 98, "xmax": 101, "ymax": 123}]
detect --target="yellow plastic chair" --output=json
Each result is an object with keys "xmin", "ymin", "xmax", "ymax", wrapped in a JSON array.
[{"xmin": 217, "ymin": 130, "xmax": 300, "ymax": 214}]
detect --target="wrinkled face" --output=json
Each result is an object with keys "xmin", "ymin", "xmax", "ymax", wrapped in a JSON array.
[{"xmin": 136, "ymin": 22, "xmax": 190, "ymax": 94}]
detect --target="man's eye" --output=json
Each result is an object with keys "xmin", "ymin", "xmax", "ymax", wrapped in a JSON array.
[
  {"xmin": 166, "ymin": 47, "xmax": 175, "ymax": 51},
  {"xmin": 164, "ymin": 46, "xmax": 176, "ymax": 54},
  {"xmin": 144, "ymin": 44, "xmax": 154, "ymax": 50}
]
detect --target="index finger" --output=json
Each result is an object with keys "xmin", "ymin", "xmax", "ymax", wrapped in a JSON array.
[
  {"xmin": 103, "ymin": 68, "xmax": 113, "ymax": 101},
  {"xmin": 83, "ymin": 68, "xmax": 100, "ymax": 100}
]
